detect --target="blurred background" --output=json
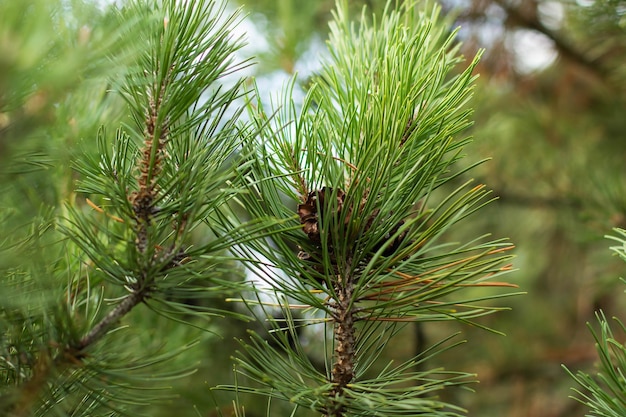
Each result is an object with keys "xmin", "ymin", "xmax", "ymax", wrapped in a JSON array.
[{"xmin": 1, "ymin": 0, "xmax": 625, "ymax": 416}]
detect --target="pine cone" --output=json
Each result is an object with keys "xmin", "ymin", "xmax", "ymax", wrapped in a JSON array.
[
  {"xmin": 297, "ymin": 187, "xmax": 347, "ymax": 245},
  {"xmin": 297, "ymin": 187, "xmax": 406, "ymax": 259}
]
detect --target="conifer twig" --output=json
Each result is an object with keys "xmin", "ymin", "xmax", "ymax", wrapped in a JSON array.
[
  {"xmin": 3, "ymin": 0, "xmax": 250, "ymax": 415},
  {"xmin": 223, "ymin": 2, "xmax": 518, "ymax": 415},
  {"xmin": 73, "ymin": 59, "xmax": 171, "ymax": 354},
  {"xmin": 73, "ymin": 287, "xmax": 147, "ymax": 352}
]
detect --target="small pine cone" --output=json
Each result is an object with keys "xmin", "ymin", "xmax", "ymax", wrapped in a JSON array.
[{"xmin": 297, "ymin": 187, "xmax": 347, "ymax": 244}]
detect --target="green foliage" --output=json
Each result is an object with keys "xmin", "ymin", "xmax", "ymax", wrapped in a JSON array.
[
  {"xmin": 1, "ymin": 1, "xmax": 524, "ymax": 416},
  {"xmin": 568, "ymin": 0, "xmax": 626, "ymax": 84},
  {"xmin": 226, "ymin": 1, "xmax": 517, "ymax": 416},
  {"xmin": 0, "ymin": 4, "xmax": 142, "ymax": 414},
  {"xmin": 1, "ymin": 0, "xmax": 255, "ymax": 416},
  {"xmin": 0, "ymin": 0, "xmax": 136, "ymax": 218},
  {"xmin": 567, "ymin": 312, "xmax": 626, "ymax": 417},
  {"xmin": 0, "ymin": 0, "xmax": 134, "ymax": 133},
  {"xmin": 565, "ymin": 229, "xmax": 626, "ymax": 417}
]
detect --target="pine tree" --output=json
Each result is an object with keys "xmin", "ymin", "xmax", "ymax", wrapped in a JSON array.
[
  {"xmin": 1, "ymin": 0, "xmax": 520, "ymax": 416},
  {"xmin": 224, "ymin": 2, "xmax": 517, "ymax": 416}
]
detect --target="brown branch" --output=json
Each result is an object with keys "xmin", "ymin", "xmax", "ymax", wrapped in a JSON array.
[
  {"xmin": 494, "ymin": 189, "xmax": 583, "ymax": 210},
  {"xmin": 73, "ymin": 288, "xmax": 147, "ymax": 352},
  {"xmin": 6, "ymin": 287, "xmax": 149, "ymax": 417},
  {"xmin": 492, "ymin": 0, "xmax": 609, "ymax": 82},
  {"xmin": 324, "ymin": 259, "xmax": 356, "ymax": 417}
]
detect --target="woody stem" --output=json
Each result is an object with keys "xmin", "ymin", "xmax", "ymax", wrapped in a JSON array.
[{"xmin": 325, "ymin": 260, "xmax": 356, "ymax": 417}]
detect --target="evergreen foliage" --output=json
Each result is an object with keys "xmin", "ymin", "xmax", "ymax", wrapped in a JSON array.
[
  {"xmin": 1, "ymin": 1, "xmax": 254, "ymax": 415},
  {"xmin": 1, "ymin": 0, "xmax": 522, "ymax": 416},
  {"xmin": 224, "ymin": 0, "xmax": 626, "ymax": 416},
  {"xmin": 566, "ymin": 229, "xmax": 626, "ymax": 417},
  {"xmin": 226, "ymin": 2, "xmax": 517, "ymax": 416}
]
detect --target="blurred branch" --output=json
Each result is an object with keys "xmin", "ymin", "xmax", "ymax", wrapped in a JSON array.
[
  {"xmin": 495, "ymin": 189, "xmax": 583, "ymax": 210},
  {"xmin": 492, "ymin": 0, "xmax": 609, "ymax": 82}
]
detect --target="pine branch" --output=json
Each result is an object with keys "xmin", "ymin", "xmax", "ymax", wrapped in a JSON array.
[
  {"xmin": 69, "ymin": 36, "xmax": 178, "ymax": 355},
  {"xmin": 73, "ymin": 288, "xmax": 147, "ymax": 352},
  {"xmin": 2, "ymin": 0, "xmax": 253, "ymax": 415},
  {"xmin": 227, "ymin": 1, "xmax": 518, "ymax": 416},
  {"xmin": 564, "ymin": 230, "xmax": 626, "ymax": 416}
]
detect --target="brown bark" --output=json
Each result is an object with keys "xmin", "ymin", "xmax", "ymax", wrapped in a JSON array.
[{"xmin": 325, "ymin": 263, "xmax": 356, "ymax": 417}]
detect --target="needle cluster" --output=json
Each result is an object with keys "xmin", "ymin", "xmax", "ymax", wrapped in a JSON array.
[{"xmin": 228, "ymin": 2, "xmax": 518, "ymax": 416}]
